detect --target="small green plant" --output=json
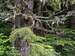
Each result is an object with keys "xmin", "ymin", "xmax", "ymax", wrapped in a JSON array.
[{"xmin": 0, "ymin": 34, "xmax": 19, "ymax": 56}]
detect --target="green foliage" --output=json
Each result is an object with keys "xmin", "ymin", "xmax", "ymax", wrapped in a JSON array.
[
  {"xmin": 10, "ymin": 27, "xmax": 58, "ymax": 56},
  {"xmin": 48, "ymin": 0, "xmax": 61, "ymax": 11},
  {"xmin": 45, "ymin": 29, "xmax": 75, "ymax": 56},
  {"xmin": 10, "ymin": 27, "xmax": 45, "ymax": 43},
  {"xmin": 0, "ymin": 0, "xmax": 75, "ymax": 56},
  {"xmin": 10, "ymin": 27, "xmax": 75, "ymax": 56},
  {"xmin": 64, "ymin": 28, "xmax": 75, "ymax": 40},
  {"xmin": 0, "ymin": 20, "xmax": 12, "ymax": 36},
  {"xmin": 29, "ymin": 43, "xmax": 57, "ymax": 56},
  {"xmin": 0, "ymin": 34, "xmax": 19, "ymax": 56}
]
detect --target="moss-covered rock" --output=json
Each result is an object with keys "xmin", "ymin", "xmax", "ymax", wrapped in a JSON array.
[
  {"xmin": 10, "ymin": 27, "xmax": 45, "ymax": 43},
  {"xmin": 10, "ymin": 27, "xmax": 58, "ymax": 56}
]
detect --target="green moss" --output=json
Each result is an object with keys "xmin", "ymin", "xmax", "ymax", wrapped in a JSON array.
[
  {"xmin": 10, "ymin": 27, "xmax": 58, "ymax": 56},
  {"xmin": 10, "ymin": 27, "xmax": 45, "ymax": 43},
  {"xmin": 29, "ymin": 43, "xmax": 57, "ymax": 56}
]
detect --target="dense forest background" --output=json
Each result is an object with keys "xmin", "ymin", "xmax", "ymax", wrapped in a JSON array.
[{"xmin": 0, "ymin": 0, "xmax": 75, "ymax": 56}]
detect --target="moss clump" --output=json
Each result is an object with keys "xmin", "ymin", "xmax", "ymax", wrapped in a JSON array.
[
  {"xmin": 10, "ymin": 27, "xmax": 58, "ymax": 56},
  {"xmin": 10, "ymin": 27, "xmax": 45, "ymax": 43}
]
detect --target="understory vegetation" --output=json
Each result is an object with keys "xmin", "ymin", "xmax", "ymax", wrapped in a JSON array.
[{"xmin": 0, "ymin": 0, "xmax": 75, "ymax": 56}]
